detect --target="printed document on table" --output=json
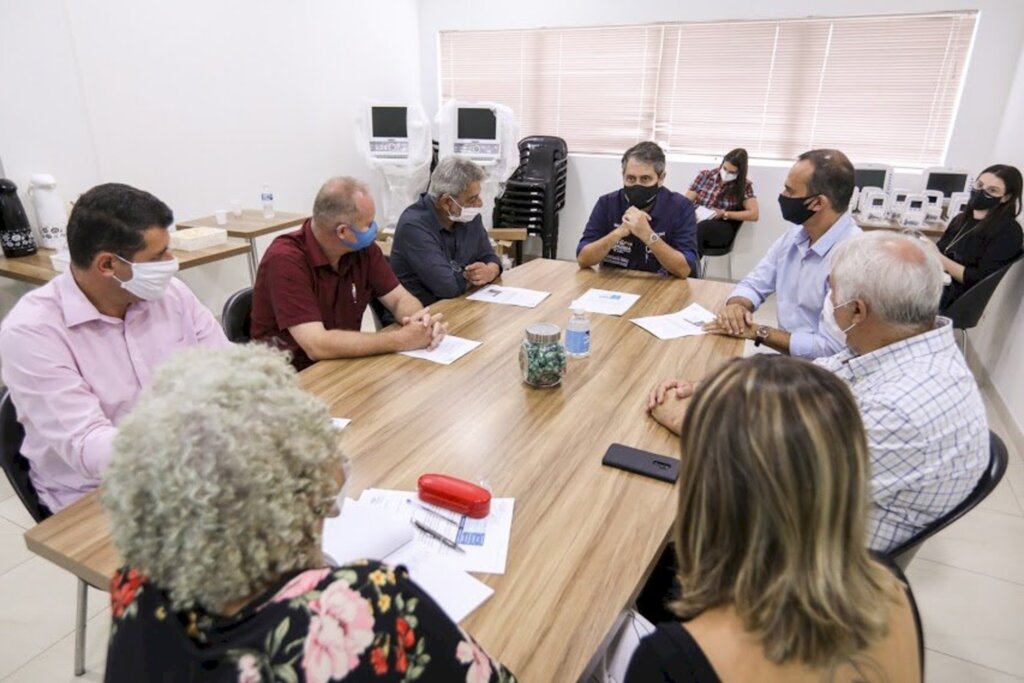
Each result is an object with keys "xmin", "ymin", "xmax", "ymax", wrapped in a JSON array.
[
  {"xmin": 399, "ymin": 335, "xmax": 482, "ymax": 365},
  {"xmin": 385, "ymin": 551, "xmax": 494, "ymax": 623},
  {"xmin": 694, "ymin": 205, "xmax": 717, "ymax": 222},
  {"xmin": 358, "ymin": 488, "xmax": 515, "ymax": 575},
  {"xmin": 570, "ymin": 288, "xmax": 641, "ymax": 316},
  {"xmin": 321, "ymin": 497, "xmax": 412, "ymax": 566},
  {"xmin": 323, "ymin": 499, "xmax": 493, "ymax": 623},
  {"xmin": 631, "ymin": 303, "xmax": 718, "ymax": 340},
  {"xmin": 467, "ymin": 284, "xmax": 550, "ymax": 308}
]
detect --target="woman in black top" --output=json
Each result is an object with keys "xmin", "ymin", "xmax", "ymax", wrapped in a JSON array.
[
  {"xmin": 932, "ymin": 164, "xmax": 1023, "ymax": 309},
  {"xmin": 627, "ymin": 357, "xmax": 923, "ymax": 683}
]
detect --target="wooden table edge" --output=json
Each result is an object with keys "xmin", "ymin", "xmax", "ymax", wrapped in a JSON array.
[
  {"xmin": 177, "ymin": 215, "xmax": 308, "ymax": 239},
  {"xmin": 23, "ymin": 533, "xmax": 110, "ymax": 590},
  {"xmin": 177, "ymin": 238, "xmax": 252, "ymax": 268}
]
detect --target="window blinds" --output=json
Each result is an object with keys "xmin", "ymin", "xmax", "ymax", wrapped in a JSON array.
[{"xmin": 439, "ymin": 12, "xmax": 977, "ymax": 167}]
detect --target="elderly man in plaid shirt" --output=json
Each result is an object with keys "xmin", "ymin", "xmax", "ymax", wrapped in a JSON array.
[{"xmin": 647, "ymin": 231, "xmax": 988, "ymax": 552}]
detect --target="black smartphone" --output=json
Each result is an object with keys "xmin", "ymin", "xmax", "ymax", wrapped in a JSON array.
[{"xmin": 601, "ymin": 443, "xmax": 680, "ymax": 483}]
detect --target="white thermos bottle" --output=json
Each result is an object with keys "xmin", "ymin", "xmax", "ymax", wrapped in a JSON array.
[{"xmin": 28, "ymin": 174, "xmax": 68, "ymax": 249}]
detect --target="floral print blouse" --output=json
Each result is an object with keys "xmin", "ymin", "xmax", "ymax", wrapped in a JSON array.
[{"xmin": 104, "ymin": 560, "xmax": 516, "ymax": 683}]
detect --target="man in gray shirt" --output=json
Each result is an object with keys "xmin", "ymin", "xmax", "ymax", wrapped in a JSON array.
[{"xmin": 391, "ymin": 157, "xmax": 503, "ymax": 305}]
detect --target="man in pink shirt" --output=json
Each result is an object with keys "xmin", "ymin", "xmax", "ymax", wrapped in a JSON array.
[{"xmin": 0, "ymin": 183, "xmax": 229, "ymax": 512}]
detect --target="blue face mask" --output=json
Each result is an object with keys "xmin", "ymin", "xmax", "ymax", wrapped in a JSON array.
[{"xmin": 340, "ymin": 220, "xmax": 379, "ymax": 251}]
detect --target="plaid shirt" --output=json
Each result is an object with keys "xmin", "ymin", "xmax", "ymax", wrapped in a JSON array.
[
  {"xmin": 815, "ymin": 318, "xmax": 989, "ymax": 552},
  {"xmin": 688, "ymin": 168, "xmax": 756, "ymax": 211}
]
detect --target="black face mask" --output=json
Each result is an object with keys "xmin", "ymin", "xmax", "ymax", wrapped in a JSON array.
[
  {"xmin": 777, "ymin": 193, "xmax": 819, "ymax": 225},
  {"xmin": 623, "ymin": 184, "xmax": 659, "ymax": 209},
  {"xmin": 968, "ymin": 188, "xmax": 1001, "ymax": 211}
]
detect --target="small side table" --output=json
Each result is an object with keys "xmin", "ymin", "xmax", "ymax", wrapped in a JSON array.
[{"xmin": 177, "ymin": 210, "xmax": 309, "ymax": 281}]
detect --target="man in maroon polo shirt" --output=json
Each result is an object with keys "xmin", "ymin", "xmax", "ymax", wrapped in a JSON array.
[{"xmin": 251, "ymin": 176, "xmax": 446, "ymax": 370}]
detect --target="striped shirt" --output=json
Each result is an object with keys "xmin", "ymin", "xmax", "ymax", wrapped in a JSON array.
[{"xmin": 815, "ymin": 317, "xmax": 989, "ymax": 552}]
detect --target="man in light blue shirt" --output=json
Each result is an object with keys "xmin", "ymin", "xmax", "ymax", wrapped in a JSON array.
[{"xmin": 705, "ymin": 149, "xmax": 861, "ymax": 358}]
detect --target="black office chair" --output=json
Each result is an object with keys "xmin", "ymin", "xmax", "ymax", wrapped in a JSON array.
[
  {"xmin": 0, "ymin": 389, "xmax": 50, "ymax": 523},
  {"xmin": 698, "ymin": 222, "xmax": 744, "ymax": 280},
  {"xmin": 886, "ymin": 430, "xmax": 1009, "ymax": 570},
  {"xmin": 941, "ymin": 253, "xmax": 1023, "ymax": 354},
  {"xmin": 221, "ymin": 287, "xmax": 253, "ymax": 343}
]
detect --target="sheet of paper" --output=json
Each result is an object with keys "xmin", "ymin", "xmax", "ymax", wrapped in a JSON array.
[
  {"xmin": 467, "ymin": 284, "xmax": 550, "ymax": 308},
  {"xmin": 331, "ymin": 417, "xmax": 352, "ymax": 431},
  {"xmin": 358, "ymin": 488, "xmax": 515, "ymax": 575},
  {"xmin": 399, "ymin": 335, "xmax": 482, "ymax": 366},
  {"xmin": 321, "ymin": 498, "xmax": 414, "ymax": 566},
  {"xmin": 324, "ymin": 499, "xmax": 493, "ymax": 623},
  {"xmin": 694, "ymin": 205, "xmax": 717, "ymax": 222},
  {"xmin": 385, "ymin": 551, "xmax": 494, "ymax": 623},
  {"xmin": 630, "ymin": 303, "xmax": 718, "ymax": 340},
  {"xmin": 570, "ymin": 288, "xmax": 641, "ymax": 316}
]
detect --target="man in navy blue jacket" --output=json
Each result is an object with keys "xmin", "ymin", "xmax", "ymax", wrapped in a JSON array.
[
  {"xmin": 576, "ymin": 141, "xmax": 698, "ymax": 278},
  {"xmin": 391, "ymin": 157, "xmax": 503, "ymax": 306}
]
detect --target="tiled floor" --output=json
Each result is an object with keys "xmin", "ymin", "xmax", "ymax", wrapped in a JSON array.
[{"xmin": 2, "ymin": 296, "xmax": 1023, "ymax": 681}]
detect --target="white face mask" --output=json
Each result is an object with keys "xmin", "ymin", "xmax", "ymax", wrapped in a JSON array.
[
  {"xmin": 821, "ymin": 290, "xmax": 856, "ymax": 345},
  {"xmin": 448, "ymin": 197, "xmax": 483, "ymax": 223},
  {"xmin": 720, "ymin": 169, "xmax": 738, "ymax": 183},
  {"xmin": 115, "ymin": 256, "xmax": 179, "ymax": 301}
]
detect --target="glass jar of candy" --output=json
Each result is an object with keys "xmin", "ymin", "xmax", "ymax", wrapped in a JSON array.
[{"xmin": 519, "ymin": 322, "xmax": 568, "ymax": 388}]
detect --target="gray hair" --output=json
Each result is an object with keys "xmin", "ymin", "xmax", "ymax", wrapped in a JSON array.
[
  {"xmin": 312, "ymin": 176, "xmax": 369, "ymax": 229},
  {"xmin": 102, "ymin": 345, "xmax": 342, "ymax": 612},
  {"xmin": 621, "ymin": 141, "xmax": 666, "ymax": 176},
  {"xmin": 427, "ymin": 156, "xmax": 486, "ymax": 200},
  {"xmin": 830, "ymin": 232, "xmax": 944, "ymax": 330}
]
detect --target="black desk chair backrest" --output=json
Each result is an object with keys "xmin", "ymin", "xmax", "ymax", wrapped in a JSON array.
[
  {"xmin": 0, "ymin": 389, "xmax": 51, "ymax": 523},
  {"xmin": 519, "ymin": 135, "xmax": 568, "ymax": 160},
  {"xmin": 698, "ymin": 222, "xmax": 745, "ymax": 280},
  {"xmin": 221, "ymin": 287, "xmax": 254, "ymax": 343},
  {"xmin": 887, "ymin": 430, "xmax": 1009, "ymax": 570},
  {"xmin": 942, "ymin": 253, "xmax": 1023, "ymax": 331}
]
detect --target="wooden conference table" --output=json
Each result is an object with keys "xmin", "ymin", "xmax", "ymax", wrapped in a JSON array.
[
  {"xmin": 25, "ymin": 258, "xmax": 742, "ymax": 681},
  {"xmin": 0, "ymin": 241, "xmax": 251, "ymax": 287}
]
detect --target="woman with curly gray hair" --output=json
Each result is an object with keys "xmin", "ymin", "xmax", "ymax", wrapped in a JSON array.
[{"xmin": 102, "ymin": 344, "xmax": 515, "ymax": 683}]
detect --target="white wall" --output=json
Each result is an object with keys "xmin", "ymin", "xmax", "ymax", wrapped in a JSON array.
[{"xmin": 0, "ymin": 0, "xmax": 423, "ymax": 316}]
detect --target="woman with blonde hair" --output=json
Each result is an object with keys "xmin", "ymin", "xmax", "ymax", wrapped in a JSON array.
[
  {"xmin": 102, "ymin": 345, "xmax": 514, "ymax": 682},
  {"xmin": 627, "ymin": 356, "xmax": 922, "ymax": 682}
]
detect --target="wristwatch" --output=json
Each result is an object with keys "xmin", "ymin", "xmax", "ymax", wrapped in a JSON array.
[
  {"xmin": 753, "ymin": 325, "xmax": 770, "ymax": 347},
  {"xmin": 647, "ymin": 232, "xmax": 661, "ymax": 246}
]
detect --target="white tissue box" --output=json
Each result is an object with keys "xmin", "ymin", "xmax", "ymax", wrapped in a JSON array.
[
  {"xmin": 169, "ymin": 227, "xmax": 228, "ymax": 251},
  {"xmin": 50, "ymin": 250, "xmax": 71, "ymax": 272}
]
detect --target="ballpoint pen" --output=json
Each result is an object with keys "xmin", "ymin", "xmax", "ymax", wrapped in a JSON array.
[
  {"xmin": 411, "ymin": 519, "xmax": 466, "ymax": 553},
  {"xmin": 415, "ymin": 503, "xmax": 461, "ymax": 527}
]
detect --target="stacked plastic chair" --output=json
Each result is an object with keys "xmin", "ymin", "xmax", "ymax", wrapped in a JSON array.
[{"xmin": 494, "ymin": 136, "xmax": 568, "ymax": 259}]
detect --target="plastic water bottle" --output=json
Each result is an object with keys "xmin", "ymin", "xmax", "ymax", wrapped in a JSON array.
[
  {"xmin": 261, "ymin": 184, "xmax": 274, "ymax": 218},
  {"xmin": 565, "ymin": 308, "xmax": 591, "ymax": 358}
]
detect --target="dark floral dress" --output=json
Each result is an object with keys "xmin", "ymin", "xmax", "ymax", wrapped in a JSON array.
[{"xmin": 104, "ymin": 560, "xmax": 516, "ymax": 683}]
